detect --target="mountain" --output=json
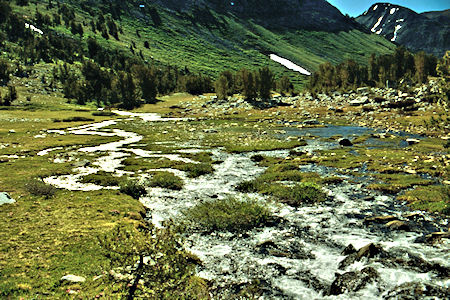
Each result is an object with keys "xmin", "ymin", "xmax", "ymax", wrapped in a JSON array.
[
  {"xmin": 2, "ymin": 0, "xmax": 396, "ymax": 90},
  {"xmin": 153, "ymin": 0, "xmax": 354, "ymax": 31},
  {"xmin": 107, "ymin": 0, "xmax": 395, "ymax": 80},
  {"xmin": 356, "ymin": 3, "xmax": 449, "ymax": 57}
]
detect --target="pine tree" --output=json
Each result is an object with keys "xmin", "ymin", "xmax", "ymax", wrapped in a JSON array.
[
  {"xmin": 215, "ymin": 74, "xmax": 229, "ymax": 100},
  {"xmin": 256, "ymin": 67, "xmax": 274, "ymax": 100}
]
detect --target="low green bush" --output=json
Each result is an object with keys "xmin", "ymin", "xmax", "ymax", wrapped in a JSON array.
[
  {"xmin": 92, "ymin": 111, "xmax": 117, "ymax": 116},
  {"xmin": 268, "ymin": 183, "xmax": 326, "ymax": 206},
  {"xmin": 149, "ymin": 172, "xmax": 184, "ymax": 190},
  {"xmin": 25, "ymin": 179, "xmax": 57, "ymax": 198},
  {"xmin": 180, "ymin": 163, "xmax": 214, "ymax": 178},
  {"xmin": 119, "ymin": 179, "xmax": 147, "ymax": 199},
  {"xmin": 61, "ymin": 116, "xmax": 95, "ymax": 122},
  {"xmin": 183, "ymin": 197, "xmax": 271, "ymax": 232},
  {"xmin": 81, "ymin": 171, "xmax": 121, "ymax": 186}
]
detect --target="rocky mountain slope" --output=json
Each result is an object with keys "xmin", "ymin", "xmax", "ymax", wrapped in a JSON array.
[
  {"xmin": 356, "ymin": 3, "xmax": 449, "ymax": 57},
  {"xmin": 153, "ymin": 0, "xmax": 356, "ymax": 31}
]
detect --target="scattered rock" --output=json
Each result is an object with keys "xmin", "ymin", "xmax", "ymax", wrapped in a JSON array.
[
  {"xmin": 406, "ymin": 138, "xmax": 420, "ymax": 145},
  {"xmin": 385, "ymin": 220, "xmax": 409, "ymax": 231},
  {"xmin": 339, "ymin": 138, "xmax": 353, "ymax": 147},
  {"xmin": 356, "ymin": 87, "xmax": 369, "ymax": 94},
  {"xmin": 60, "ymin": 275, "xmax": 86, "ymax": 283},
  {"xmin": 303, "ymin": 119, "xmax": 320, "ymax": 125},
  {"xmin": 425, "ymin": 231, "xmax": 450, "ymax": 244},
  {"xmin": 339, "ymin": 243, "xmax": 385, "ymax": 269},
  {"xmin": 384, "ymin": 282, "xmax": 450, "ymax": 299},
  {"xmin": 329, "ymin": 267, "xmax": 379, "ymax": 295},
  {"xmin": 364, "ymin": 215, "xmax": 398, "ymax": 224},
  {"xmin": 350, "ymin": 98, "xmax": 368, "ymax": 106}
]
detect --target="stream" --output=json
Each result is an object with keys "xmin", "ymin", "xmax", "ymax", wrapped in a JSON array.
[{"xmin": 41, "ymin": 112, "xmax": 449, "ymax": 299}]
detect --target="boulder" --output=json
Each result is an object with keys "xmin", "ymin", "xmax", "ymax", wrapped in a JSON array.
[
  {"xmin": 364, "ymin": 215, "xmax": 398, "ymax": 224},
  {"xmin": 341, "ymin": 244, "xmax": 356, "ymax": 256},
  {"xmin": 425, "ymin": 231, "xmax": 450, "ymax": 244},
  {"xmin": 339, "ymin": 243, "xmax": 385, "ymax": 269},
  {"xmin": 385, "ymin": 220, "xmax": 409, "ymax": 231},
  {"xmin": 339, "ymin": 138, "xmax": 353, "ymax": 147},
  {"xmin": 60, "ymin": 275, "xmax": 86, "ymax": 283},
  {"xmin": 329, "ymin": 267, "xmax": 379, "ymax": 295},
  {"xmin": 0, "ymin": 192, "xmax": 15, "ymax": 206},
  {"xmin": 406, "ymin": 138, "xmax": 420, "ymax": 145}
]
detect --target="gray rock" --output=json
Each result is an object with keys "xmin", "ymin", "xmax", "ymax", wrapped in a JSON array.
[
  {"xmin": 406, "ymin": 138, "xmax": 420, "ymax": 145},
  {"xmin": 339, "ymin": 243, "xmax": 385, "ymax": 269},
  {"xmin": 60, "ymin": 274, "xmax": 86, "ymax": 283},
  {"xmin": 0, "ymin": 192, "xmax": 15, "ymax": 206},
  {"xmin": 356, "ymin": 87, "xmax": 369, "ymax": 94},
  {"xmin": 303, "ymin": 119, "xmax": 320, "ymax": 125},
  {"xmin": 349, "ymin": 98, "xmax": 368, "ymax": 106},
  {"xmin": 339, "ymin": 138, "xmax": 353, "ymax": 147},
  {"xmin": 386, "ymin": 220, "xmax": 410, "ymax": 231},
  {"xmin": 329, "ymin": 267, "xmax": 379, "ymax": 295},
  {"xmin": 384, "ymin": 282, "xmax": 449, "ymax": 299}
]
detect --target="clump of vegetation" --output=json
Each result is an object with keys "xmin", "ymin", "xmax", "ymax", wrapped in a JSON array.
[
  {"xmin": 98, "ymin": 222, "xmax": 209, "ymax": 299},
  {"xmin": 267, "ymin": 183, "xmax": 326, "ymax": 207},
  {"xmin": 119, "ymin": 179, "xmax": 147, "ymax": 199},
  {"xmin": 25, "ymin": 179, "xmax": 57, "ymax": 198},
  {"xmin": 81, "ymin": 171, "xmax": 122, "ymax": 187},
  {"xmin": 180, "ymin": 163, "xmax": 214, "ymax": 178},
  {"xmin": 92, "ymin": 110, "xmax": 117, "ymax": 116},
  {"xmin": 237, "ymin": 159, "xmax": 327, "ymax": 206},
  {"xmin": 398, "ymin": 185, "xmax": 449, "ymax": 215},
  {"xmin": 183, "ymin": 197, "xmax": 272, "ymax": 232},
  {"xmin": 368, "ymin": 174, "xmax": 433, "ymax": 194},
  {"xmin": 149, "ymin": 172, "xmax": 184, "ymax": 190}
]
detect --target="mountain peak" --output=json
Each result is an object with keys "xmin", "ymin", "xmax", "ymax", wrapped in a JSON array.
[{"xmin": 356, "ymin": 3, "xmax": 449, "ymax": 57}]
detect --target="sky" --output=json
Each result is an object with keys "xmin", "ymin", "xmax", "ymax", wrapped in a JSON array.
[{"xmin": 326, "ymin": 0, "xmax": 450, "ymax": 17}]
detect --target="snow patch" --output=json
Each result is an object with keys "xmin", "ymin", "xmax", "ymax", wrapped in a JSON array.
[
  {"xmin": 391, "ymin": 25, "xmax": 402, "ymax": 42},
  {"xmin": 25, "ymin": 23, "xmax": 43, "ymax": 35},
  {"xmin": 269, "ymin": 54, "xmax": 311, "ymax": 76},
  {"xmin": 376, "ymin": 28, "xmax": 383, "ymax": 35},
  {"xmin": 373, "ymin": 5, "xmax": 378, "ymax": 11},
  {"xmin": 390, "ymin": 8, "xmax": 398, "ymax": 15},
  {"xmin": 396, "ymin": 19, "xmax": 404, "ymax": 23},
  {"xmin": 371, "ymin": 16, "xmax": 384, "ymax": 33}
]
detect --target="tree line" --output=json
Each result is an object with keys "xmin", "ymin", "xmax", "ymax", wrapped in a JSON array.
[
  {"xmin": 214, "ymin": 68, "xmax": 294, "ymax": 100},
  {"xmin": 309, "ymin": 47, "xmax": 439, "ymax": 92}
]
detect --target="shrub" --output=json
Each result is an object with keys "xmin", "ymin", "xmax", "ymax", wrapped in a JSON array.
[
  {"xmin": 25, "ymin": 179, "xmax": 57, "ymax": 198},
  {"xmin": 119, "ymin": 179, "xmax": 147, "ymax": 199},
  {"xmin": 268, "ymin": 183, "xmax": 326, "ymax": 207},
  {"xmin": 183, "ymin": 197, "xmax": 271, "ymax": 232},
  {"xmin": 98, "ymin": 222, "xmax": 208, "ymax": 299},
  {"xmin": 236, "ymin": 179, "xmax": 260, "ymax": 193},
  {"xmin": 180, "ymin": 163, "xmax": 214, "ymax": 178},
  {"xmin": 149, "ymin": 172, "xmax": 183, "ymax": 190},
  {"xmin": 61, "ymin": 116, "xmax": 95, "ymax": 122},
  {"xmin": 81, "ymin": 171, "xmax": 121, "ymax": 186},
  {"xmin": 92, "ymin": 110, "xmax": 117, "ymax": 116}
]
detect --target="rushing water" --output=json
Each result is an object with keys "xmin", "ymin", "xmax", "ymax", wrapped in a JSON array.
[{"xmin": 42, "ymin": 113, "xmax": 449, "ymax": 299}]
